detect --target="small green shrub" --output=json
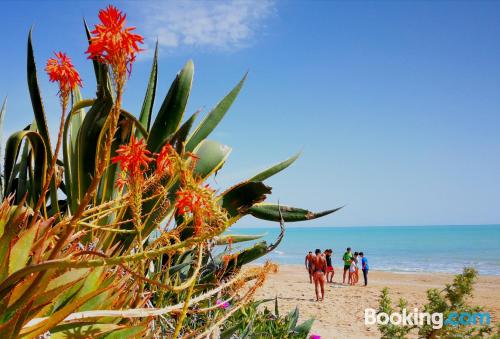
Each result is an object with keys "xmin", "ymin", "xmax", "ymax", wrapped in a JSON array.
[
  {"xmin": 222, "ymin": 298, "xmax": 314, "ymax": 338},
  {"xmin": 378, "ymin": 268, "xmax": 497, "ymax": 339}
]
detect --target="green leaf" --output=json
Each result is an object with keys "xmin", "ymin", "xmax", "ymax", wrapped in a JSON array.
[
  {"xmin": 287, "ymin": 307, "xmax": 299, "ymax": 331},
  {"xmin": 28, "ymin": 30, "xmax": 60, "ymax": 215},
  {"xmin": 21, "ymin": 287, "xmax": 110, "ymax": 338},
  {"xmin": 74, "ymin": 267, "xmax": 104, "ymax": 300},
  {"xmin": 8, "ymin": 225, "xmax": 37, "ymax": 275},
  {"xmin": 192, "ymin": 140, "xmax": 232, "ymax": 178},
  {"xmin": 75, "ymin": 68, "xmax": 113, "ymax": 202},
  {"xmin": 214, "ymin": 233, "xmax": 266, "ymax": 245},
  {"xmin": 46, "ymin": 269, "xmax": 90, "ymax": 291},
  {"xmin": 148, "ymin": 60, "xmax": 193, "ymax": 153},
  {"xmin": 27, "ymin": 29, "xmax": 52, "ymax": 155},
  {"xmin": 102, "ymin": 325, "xmax": 147, "ymax": 339},
  {"xmin": 63, "ymin": 98, "xmax": 95, "ymax": 212},
  {"xmin": 220, "ymin": 323, "xmax": 241, "ymax": 339},
  {"xmin": 167, "ymin": 110, "xmax": 199, "ymax": 154},
  {"xmin": 0, "ymin": 205, "xmax": 28, "ymax": 282},
  {"xmin": 249, "ymin": 152, "xmax": 300, "ymax": 182},
  {"xmin": 4, "ymin": 130, "xmax": 47, "ymax": 202},
  {"xmin": 249, "ymin": 203, "xmax": 343, "ymax": 222},
  {"xmin": 0, "ymin": 299, "xmax": 30, "ymax": 339},
  {"xmin": 136, "ymin": 42, "xmax": 158, "ymax": 137},
  {"xmin": 234, "ymin": 242, "xmax": 270, "ymax": 266},
  {"xmin": 220, "ymin": 181, "xmax": 271, "ymax": 218},
  {"xmin": 16, "ymin": 123, "xmax": 36, "ymax": 203},
  {"xmin": 33, "ymin": 277, "xmax": 85, "ymax": 309},
  {"xmin": 185, "ymin": 73, "xmax": 247, "ymax": 152},
  {"xmin": 50, "ymin": 323, "xmax": 123, "ymax": 338},
  {"xmin": 294, "ymin": 318, "xmax": 315, "ymax": 336},
  {"xmin": 74, "ymin": 267, "xmax": 106, "ymax": 312},
  {"xmin": 50, "ymin": 280, "xmax": 85, "ymax": 313},
  {"xmin": 69, "ymin": 89, "xmax": 87, "ymax": 152}
]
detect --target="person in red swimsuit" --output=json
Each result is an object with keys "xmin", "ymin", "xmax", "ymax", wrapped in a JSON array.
[
  {"xmin": 325, "ymin": 249, "xmax": 334, "ymax": 283},
  {"xmin": 305, "ymin": 251, "xmax": 314, "ymax": 283},
  {"xmin": 312, "ymin": 249, "xmax": 327, "ymax": 301}
]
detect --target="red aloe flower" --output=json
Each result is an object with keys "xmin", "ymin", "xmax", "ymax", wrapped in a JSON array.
[
  {"xmin": 175, "ymin": 189, "xmax": 201, "ymax": 216},
  {"xmin": 115, "ymin": 170, "xmax": 128, "ymax": 190},
  {"xmin": 175, "ymin": 184, "xmax": 216, "ymax": 235},
  {"xmin": 112, "ymin": 136, "xmax": 153, "ymax": 178},
  {"xmin": 45, "ymin": 52, "xmax": 82, "ymax": 101},
  {"xmin": 156, "ymin": 144, "xmax": 176, "ymax": 176},
  {"xmin": 86, "ymin": 5, "xmax": 143, "ymax": 78}
]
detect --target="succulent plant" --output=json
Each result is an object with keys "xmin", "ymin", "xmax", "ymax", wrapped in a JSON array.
[{"xmin": 0, "ymin": 5, "xmax": 340, "ymax": 338}]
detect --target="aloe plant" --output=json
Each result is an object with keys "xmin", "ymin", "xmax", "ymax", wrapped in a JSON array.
[
  {"xmin": 0, "ymin": 5, "xmax": 340, "ymax": 338},
  {"xmin": 221, "ymin": 298, "xmax": 315, "ymax": 338}
]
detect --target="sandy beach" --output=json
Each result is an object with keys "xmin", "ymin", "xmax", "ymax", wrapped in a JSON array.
[{"xmin": 254, "ymin": 265, "xmax": 500, "ymax": 338}]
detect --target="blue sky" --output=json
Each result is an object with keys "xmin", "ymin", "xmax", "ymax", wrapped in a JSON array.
[{"xmin": 0, "ymin": 1, "xmax": 499, "ymax": 227}]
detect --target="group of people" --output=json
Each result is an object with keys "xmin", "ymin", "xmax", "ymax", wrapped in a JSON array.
[{"xmin": 305, "ymin": 247, "xmax": 369, "ymax": 301}]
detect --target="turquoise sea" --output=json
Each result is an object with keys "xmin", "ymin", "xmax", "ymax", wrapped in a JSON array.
[{"xmin": 230, "ymin": 225, "xmax": 500, "ymax": 276}]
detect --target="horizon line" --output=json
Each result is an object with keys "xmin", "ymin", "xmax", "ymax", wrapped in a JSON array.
[{"xmin": 232, "ymin": 223, "xmax": 500, "ymax": 229}]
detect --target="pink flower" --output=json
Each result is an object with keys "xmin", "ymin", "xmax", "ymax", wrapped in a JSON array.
[
  {"xmin": 310, "ymin": 335, "xmax": 321, "ymax": 339},
  {"xmin": 216, "ymin": 299, "xmax": 230, "ymax": 309}
]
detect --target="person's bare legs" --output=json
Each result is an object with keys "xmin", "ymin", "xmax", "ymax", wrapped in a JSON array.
[
  {"xmin": 343, "ymin": 267, "xmax": 348, "ymax": 284},
  {"xmin": 313, "ymin": 274, "xmax": 320, "ymax": 301},
  {"xmin": 313, "ymin": 272, "xmax": 325, "ymax": 301},
  {"xmin": 319, "ymin": 273, "xmax": 325, "ymax": 301}
]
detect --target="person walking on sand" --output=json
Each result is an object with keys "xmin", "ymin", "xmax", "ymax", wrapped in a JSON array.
[
  {"xmin": 342, "ymin": 247, "xmax": 353, "ymax": 284},
  {"xmin": 325, "ymin": 249, "xmax": 334, "ymax": 283},
  {"xmin": 360, "ymin": 252, "xmax": 369, "ymax": 286},
  {"xmin": 312, "ymin": 249, "xmax": 327, "ymax": 301},
  {"xmin": 305, "ymin": 251, "xmax": 314, "ymax": 283}
]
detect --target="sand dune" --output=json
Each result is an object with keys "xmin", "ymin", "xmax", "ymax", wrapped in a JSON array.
[{"xmin": 254, "ymin": 265, "xmax": 500, "ymax": 338}]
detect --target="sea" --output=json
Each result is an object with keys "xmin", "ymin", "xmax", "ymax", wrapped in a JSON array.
[{"xmin": 228, "ymin": 225, "xmax": 500, "ymax": 276}]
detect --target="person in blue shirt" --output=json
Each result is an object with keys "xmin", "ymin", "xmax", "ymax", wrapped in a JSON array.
[{"xmin": 360, "ymin": 252, "xmax": 369, "ymax": 286}]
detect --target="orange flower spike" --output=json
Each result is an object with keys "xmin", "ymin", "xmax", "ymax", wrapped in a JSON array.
[
  {"xmin": 175, "ymin": 189, "xmax": 198, "ymax": 216},
  {"xmin": 156, "ymin": 144, "xmax": 176, "ymax": 176},
  {"xmin": 86, "ymin": 5, "xmax": 143, "ymax": 78},
  {"xmin": 112, "ymin": 136, "xmax": 153, "ymax": 177},
  {"xmin": 115, "ymin": 171, "xmax": 128, "ymax": 190},
  {"xmin": 45, "ymin": 52, "xmax": 82, "ymax": 101}
]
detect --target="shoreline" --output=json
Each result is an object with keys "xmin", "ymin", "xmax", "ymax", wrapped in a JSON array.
[
  {"xmin": 254, "ymin": 263, "xmax": 500, "ymax": 278},
  {"xmin": 254, "ymin": 264, "xmax": 500, "ymax": 338}
]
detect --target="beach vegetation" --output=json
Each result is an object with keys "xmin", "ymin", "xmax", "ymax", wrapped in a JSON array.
[
  {"xmin": 378, "ymin": 268, "xmax": 496, "ymax": 338},
  {"xmin": 221, "ymin": 297, "xmax": 314, "ymax": 338}
]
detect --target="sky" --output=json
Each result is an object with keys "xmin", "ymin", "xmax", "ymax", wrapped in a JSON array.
[{"xmin": 0, "ymin": 1, "xmax": 499, "ymax": 227}]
